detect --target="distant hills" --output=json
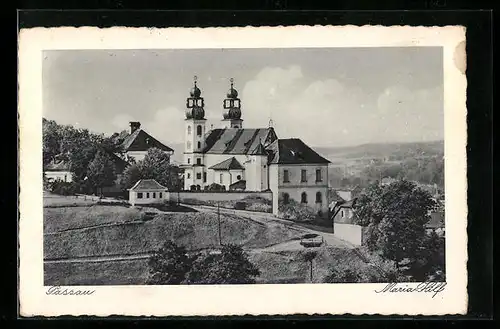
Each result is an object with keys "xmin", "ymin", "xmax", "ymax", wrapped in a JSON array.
[
  {"xmin": 314, "ymin": 140, "xmax": 444, "ymax": 163},
  {"xmin": 169, "ymin": 140, "xmax": 444, "ymax": 165}
]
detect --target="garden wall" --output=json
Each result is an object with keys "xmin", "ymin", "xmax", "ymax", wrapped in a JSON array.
[
  {"xmin": 171, "ymin": 191, "xmax": 273, "ymax": 213},
  {"xmin": 334, "ymin": 223, "xmax": 365, "ymax": 246}
]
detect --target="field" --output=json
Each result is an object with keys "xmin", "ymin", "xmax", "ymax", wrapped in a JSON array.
[{"xmin": 44, "ymin": 194, "xmax": 365, "ymax": 285}]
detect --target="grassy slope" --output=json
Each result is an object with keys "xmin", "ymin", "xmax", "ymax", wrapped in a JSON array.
[
  {"xmin": 44, "ymin": 247, "xmax": 367, "ymax": 285},
  {"xmin": 44, "ymin": 207, "xmax": 302, "ymax": 260}
]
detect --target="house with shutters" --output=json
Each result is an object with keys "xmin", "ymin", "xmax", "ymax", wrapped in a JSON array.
[{"xmin": 180, "ymin": 76, "xmax": 331, "ymax": 217}]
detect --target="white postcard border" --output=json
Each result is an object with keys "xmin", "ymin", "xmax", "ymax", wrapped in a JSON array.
[{"xmin": 18, "ymin": 25, "xmax": 467, "ymax": 316}]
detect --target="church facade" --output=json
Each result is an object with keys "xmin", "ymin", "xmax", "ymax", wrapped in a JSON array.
[{"xmin": 180, "ymin": 77, "xmax": 331, "ymax": 217}]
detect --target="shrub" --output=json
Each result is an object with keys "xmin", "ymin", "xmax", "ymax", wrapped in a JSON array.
[
  {"xmin": 278, "ymin": 198, "xmax": 317, "ymax": 221},
  {"xmin": 50, "ymin": 180, "xmax": 77, "ymax": 196},
  {"xmin": 234, "ymin": 201, "xmax": 247, "ymax": 210}
]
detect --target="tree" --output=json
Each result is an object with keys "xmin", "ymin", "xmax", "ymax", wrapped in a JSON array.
[
  {"xmin": 354, "ymin": 180, "xmax": 437, "ymax": 275},
  {"xmin": 87, "ymin": 150, "xmax": 117, "ymax": 196},
  {"xmin": 148, "ymin": 241, "xmax": 192, "ymax": 285},
  {"xmin": 138, "ymin": 147, "xmax": 180, "ymax": 190},
  {"xmin": 278, "ymin": 198, "xmax": 317, "ymax": 221},
  {"xmin": 184, "ymin": 244, "xmax": 260, "ymax": 284},
  {"xmin": 118, "ymin": 163, "xmax": 143, "ymax": 189}
]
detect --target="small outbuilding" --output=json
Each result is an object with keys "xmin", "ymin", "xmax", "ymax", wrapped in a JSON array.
[{"xmin": 128, "ymin": 179, "xmax": 169, "ymax": 206}]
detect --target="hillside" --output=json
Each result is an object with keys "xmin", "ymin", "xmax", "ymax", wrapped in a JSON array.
[{"xmin": 315, "ymin": 140, "xmax": 444, "ymax": 162}]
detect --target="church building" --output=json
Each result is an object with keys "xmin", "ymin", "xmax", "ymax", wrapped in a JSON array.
[{"xmin": 181, "ymin": 77, "xmax": 331, "ymax": 217}]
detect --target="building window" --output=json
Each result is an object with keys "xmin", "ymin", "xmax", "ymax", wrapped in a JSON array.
[
  {"xmin": 283, "ymin": 193, "xmax": 290, "ymax": 204},
  {"xmin": 301, "ymin": 192, "xmax": 308, "ymax": 204},
  {"xmin": 196, "ymin": 158, "xmax": 201, "ymax": 165},
  {"xmin": 197, "ymin": 125, "xmax": 202, "ymax": 136},
  {"xmin": 203, "ymin": 172, "xmax": 207, "ymax": 183},
  {"xmin": 153, "ymin": 192, "xmax": 156, "ymax": 198},
  {"xmin": 159, "ymin": 192, "xmax": 162, "ymax": 198},
  {"xmin": 341, "ymin": 210, "xmax": 345, "ymax": 218},
  {"xmin": 316, "ymin": 191, "xmax": 322, "ymax": 203},
  {"xmin": 196, "ymin": 185, "xmax": 201, "ymax": 191},
  {"xmin": 137, "ymin": 192, "xmax": 143, "ymax": 199},
  {"xmin": 316, "ymin": 169, "xmax": 322, "ymax": 182},
  {"xmin": 187, "ymin": 173, "xmax": 191, "ymax": 179},
  {"xmin": 187, "ymin": 158, "xmax": 191, "ymax": 164},
  {"xmin": 283, "ymin": 170, "xmax": 290, "ymax": 183},
  {"xmin": 196, "ymin": 173, "xmax": 202, "ymax": 180},
  {"xmin": 187, "ymin": 126, "xmax": 192, "ymax": 135},
  {"xmin": 234, "ymin": 125, "xmax": 239, "ymax": 128},
  {"xmin": 237, "ymin": 175, "xmax": 241, "ymax": 180},
  {"xmin": 301, "ymin": 169, "xmax": 307, "ymax": 182},
  {"xmin": 220, "ymin": 173, "xmax": 224, "ymax": 184},
  {"xmin": 146, "ymin": 192, "xmax": 150, "ymax": 198}
]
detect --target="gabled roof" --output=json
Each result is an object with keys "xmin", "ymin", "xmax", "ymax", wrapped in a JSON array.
[
  {"xmin": 202, "ymin": 127, "xmax": 277, "ymax": 155},
  {"xmin": 251, "ymin": 142, "xmax": 267, "ymax": 155},
  {"xmin": 266, "ymin": 138, "xmax": 331, "ymax": 165},
  {"xmin": 229, "ymin": 180, "xmax": 246, "ymax": 190},
  {"xmin": 209, "ymin": 157, "xmax": 245, "ymax": 170},
  {"xmin": 129, "ymin": 179, "xmax": 167, "ymax": 191},
  {"xmin": 120, "ymin": 129, "xmax": 174, "ymax": 153}
]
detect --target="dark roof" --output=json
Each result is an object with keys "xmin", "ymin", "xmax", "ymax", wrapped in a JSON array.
[
  {"xmin": 251, "ymin": 142, "xmax": 267, "ymax": 155},
  {"xmin": 129, "ymin": 179, "xmax": 167, "ymax": 191},
  {"xmin": 266, "ymin": 138, "xmax": 331, "ymax": 165},
  {"xmin": 229, "ymin": 180, "xmax": 246, "ymax": 190},
  {"xmin": 44, "ymin": 160, "xmax": 70, "ymax": 171},
  {"xmin": 120, "ymin": 129, "xmax": 174, "ymax": 153},
  {"xmin": 209, "ymin": 157, "xmax": 245, "ymax": 170},
  {"xmin": 202, "ymin": 127, "xmax": 277, "ymax": 155},
  {"xmin": 340, "ymin": 198, "xmax": 357, "ymax": 208}
]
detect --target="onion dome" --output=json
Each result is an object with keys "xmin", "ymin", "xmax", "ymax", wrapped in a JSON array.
[
  {"xmin": 226, "ymin": 77, "xmax": 238, "ymax": 98},
  {"xmin": 228, "ymin": 107, "xmax": 241, "ymax": 119},
  {"xmin": 190, "ymin": 85, "xmax": 201, "ymax": 97},
  {"xmin": 185, "ymin": 75, "xmax": 206, "ymax": 120}
]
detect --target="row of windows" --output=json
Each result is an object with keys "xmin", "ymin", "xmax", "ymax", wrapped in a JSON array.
[
  {"xmin": 187, "ymin": 158, "xmax": 203, "ymax": 165},
  {"xmin": 187, "ymin": 125, "xmax": 203, "ymax": 136},
  {"xmin": 186, "ymin": 172, "xmax": 242, "ymax": 184},
  {"xmin": 186, "ymin": 141, "xmax": 202, "ymax": 150},
  {"xmin": 283, "ymin": 169, "xmax": 322, "ymax": 183},
  {"xmin": 282, "ymin": 191, "xmax": 323, "ymax": 204},
  {"xmin": 137, "ymin": 192, "xmax": 163, "ymax": 199}
]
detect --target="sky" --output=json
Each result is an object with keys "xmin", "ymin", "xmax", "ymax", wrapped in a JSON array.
[{"xmin": 43, "ymin": 47, "xmax": 443, "ymax": 150}]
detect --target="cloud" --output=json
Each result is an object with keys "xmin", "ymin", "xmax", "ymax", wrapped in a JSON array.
[{"xmin": 241, "ymin": 65, "xmax": 443, "ymax": 147}]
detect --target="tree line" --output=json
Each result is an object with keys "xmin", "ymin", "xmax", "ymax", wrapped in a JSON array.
[{"xmin": 43, "ymin": 118, "xmax": 181, "ymax": 196}]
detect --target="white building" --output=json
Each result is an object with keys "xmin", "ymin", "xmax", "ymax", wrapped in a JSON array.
[
  {"xmin": 180, "ymin": 77, "xmax": 331, "ymax": 217},
  {"xmin": 128, "ymin": 179, "xmax": 169, "ymax": 206},
  {"xmin": 119, "ymin": 122, "xmax": 174, "ymax": 162},
  {"xmin": 44, "ymin": 159, "xmax": 73, "ymax": 183}
]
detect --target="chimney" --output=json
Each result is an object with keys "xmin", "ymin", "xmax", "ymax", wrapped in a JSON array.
[{"xmin": 130, "ymin": 121, "xmax": 141, "ymax": 133}]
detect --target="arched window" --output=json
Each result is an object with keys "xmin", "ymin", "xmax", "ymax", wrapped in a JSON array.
[
  {"xmin": 316, "ymin": 192, "xmax": 322, "ymax": 203},
  {"xmin": 197, "ymin": 125, "xmax": 202, "ymax": 136},
  {"xmin": 197, "ymin": 141, "xmax": 201, "ymax": 149},
  {"xmin": 301, "ymin": 192, "xmax": 308, "ymax": 204},
  {"xmin": 283, "ymin": 193, "xmax": 290, "ymax": 204},
  {"xmin": 187, "ymin": 126, "xmax": 192, "ymax": 135}
]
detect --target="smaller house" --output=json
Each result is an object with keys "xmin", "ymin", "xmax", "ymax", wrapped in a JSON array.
[
  {"xmin": 425, "ymin": 211, "xmax": 445, "ymax": 236},
  {"xmin": 44, "ymin": 159, "xmax": 72, "ymax": 183},
  {"xmin": 128, "ymin": 179, "xmax": 169, "ymax": 206},
  {"xmin": 335, "ymin": 186, "xmax": 361, "ymax": 202},
  {"xmin": 330, "ymin": 198, "xmax": 358, "ymax": 224}
]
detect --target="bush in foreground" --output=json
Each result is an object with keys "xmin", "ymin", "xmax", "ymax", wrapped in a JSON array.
[{"xmin": 148, "ymin": 242, "xmax": 260, "ymax": 285}]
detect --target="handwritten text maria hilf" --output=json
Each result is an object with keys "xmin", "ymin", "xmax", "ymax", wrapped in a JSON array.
[{"xmin": 375, "ymin": 282, "xmax": 447, "ymax": 298}]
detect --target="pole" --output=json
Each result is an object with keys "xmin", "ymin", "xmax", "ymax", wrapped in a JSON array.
[
  {"xmin": 310, "ymin": 260, "xmax": 313, "ymax": 282},
  {"xmin": 217, "ymin": 202, "xmax": 222, "ymax": 246}
]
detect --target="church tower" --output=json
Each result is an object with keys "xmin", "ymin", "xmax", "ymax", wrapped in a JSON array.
[
  {"xmin": 222, "ymin": 78, "xmax": 243, "ymax": 129},
  {"xmin": 184, "ymin": 76, "xmax": 207, "ymax": 190}
]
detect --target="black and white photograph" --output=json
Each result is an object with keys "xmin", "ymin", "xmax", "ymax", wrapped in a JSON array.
[
  {"xmin": 19, "ymin": 25, "xmax": 467, "ymax": 316},
  {"xmin": 42, "ymin": 46, "xmax": 446, "ymax": 286}
]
